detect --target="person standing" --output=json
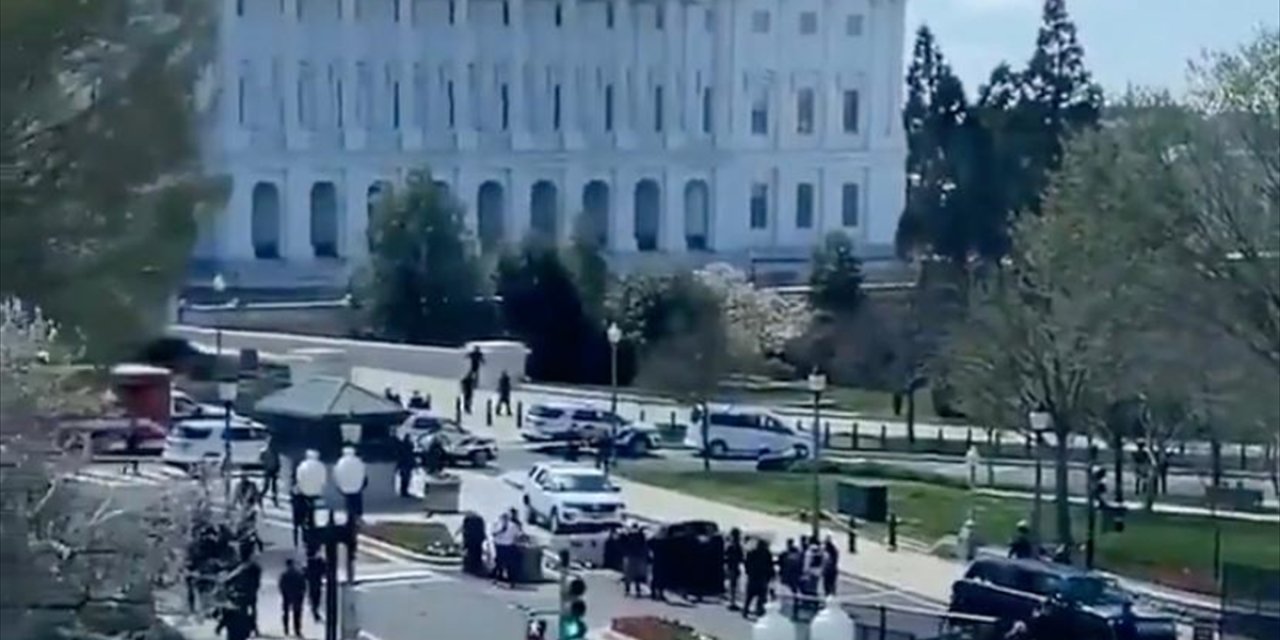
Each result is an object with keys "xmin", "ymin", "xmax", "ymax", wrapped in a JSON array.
[
  {"xmin": 466, "ymin": 346, "xmax": 485, "ymax": 380},
  {"xmin": 259, "ymin": 447, "xmax": 280, "ymax": 507},
  {"xmin": 622, "ymin": 525, "xmax": 650, "ymax": 598},
  {"xmin": 121, "ymin": 427, "xmax": 141, "ymax": 475},
  {"xmin": 408, "ymin": 390, "xmax": 427, "ymax": 409},
  {"xmin": 490, "ymin": 511, "xmax": 515, "ymax": 586},
  {"xmin": 777, "ymin": 539, "xmax": 800, "ymax": 597},
  {"xmin": 396, "ymin": 434, "xmax": 416, "ymax": 498},
  {"xmin": 460, "ymin": 373, "xmax": 476, "ymax": 415},
  {"xmin": 724, "ymin": 528, "xmax": 744, "ymax": 610},
  {"xmin": 821, "ymin": 536, "xmax": 839, "ymax": 597},
  {"xmin": 743, "ymin": 539, "xmax": 775, "ymax": 619},
  {"xmin": 496, "ymin": 371, "xmax": 513, "ymax": 416},
  {"xmin": 594, "ymin": 431, "xmax": 613, "ymax": 470},
  {"xmin": 304, "ymin": 552, "xmax": 326, "ymax": 622},
  {"xmin": 278, "ymin": 558, "xmax": 306, "ymax": 638},
  {"xmin": 236, "ymin": 551, "xmax": 262, "ymax": 636},
  {"xmin": 289, "ymin": 489, "xmax": 309, "ymax": 549},
  {"xmin": 1008, "ymin": 520, "xmax": 1035, "ymax": 559}
]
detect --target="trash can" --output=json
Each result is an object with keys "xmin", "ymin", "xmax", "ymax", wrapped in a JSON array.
[{"xmin": 512, "ymin": 542, "xmax": 544, "ymax": 584}]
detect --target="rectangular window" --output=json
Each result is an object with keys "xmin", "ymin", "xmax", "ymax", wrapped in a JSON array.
[
  {"xmin": 394, "ymin": 0, "xmax": 401, "ymax": 21},
  {"xmin": 236, "ymin": 0, "xmax": 245, "ymax": 16},
  {"xmin": 842, "ymin": 89, "xmax": 859, "ymax": 133},
  {"xmin": 553, "ymin": 84, "xmax": 562, "ymax": 130},
  {"xmin": 448, "ymin": 0, "xmax": 455, "ymax": 23},
  {"xmin": 502, "ymin": 0, "xmax": 510, "ymax": 25},
  {"xmin": 392, "ymin": 81, "xmax": 401, "ymax": 128},
  {"xmin": 336, "ymin": 79, "xmax": 345, "ymax": 127},
  {"xmin": 237, "ymin": 74, "xmax": 247, "ymax": 124},
  {"xmin": 751, "ymin": 10, "xmax": 770, "ymax": 33},
  {"xmin": 797, "ymin": 88, "xmax": 814, "ymax": 134},
  {"xmin": 555, "ymin": 2, "xmax": 562, "ymax": 25},
  {"xmin": 705, "ymin": 8, "xmax": 714, "ymax": 31},
  {"xmin": 500, "ymin": 83, "xmax": 510, "ymax": 130},
  {"xmin": 750, "ymin": 90, "xmax": 768, "ymax": 135},
  {"xmin": 606, "ymin": 2, "xmax": 614, "ymax": 28},
  {"xmin": 841, "ymin": 183, "xmax": 859, "ymax": 226},
  {"xmin": 750, "ymin": 183, "xmax": 769, "ymax": 229},
  {"xmin": 605, "ymin": 84, "xmax": 614, "ymax": 131},
  {"xmin": 796, "ymin": 183, "xmax": 814, "ymax": 229},
  {"xmin": 654, "ymin": 85, "xmax": 664, "ymax": 132},
  {"xmin": 799, "ymin": 11, "xmax": 817, "ymax": 34},
  {"xmin": 655, "ymin": 4, "xmax": 664, "ymax": 29},
  {"xmin": 846, "ymin": 14, "xmax": 863, "ymax": 36},
  {"xmin": 447, "ymin": 80, "xmax": 455, "ymax": 128},
  {"xmin": 702, "ymin": 87, "xmax": 713, "ymax": 133}
]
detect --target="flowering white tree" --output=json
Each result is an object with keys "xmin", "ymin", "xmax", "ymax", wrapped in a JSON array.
[
  {"xmin": 1, "ymin": 299, "xmax": 196, "ymax": 640},
  {"xmin": 692, "ymin": 263, "xmax": 811, "ymax": 368}
]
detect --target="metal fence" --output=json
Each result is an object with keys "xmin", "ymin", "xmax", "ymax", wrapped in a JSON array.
[
  {"xmin": 777, "ymin": 591, "xmax": 1001, "ymax": 640},
  {"xmin": 1221, "ymin": 563, "xmax": 1280, "ymax": 640}
]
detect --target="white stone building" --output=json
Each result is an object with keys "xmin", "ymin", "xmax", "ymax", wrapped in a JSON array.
[{"xmin": 194, "ymin": 0, "xmax": 907, "ymax": 287}]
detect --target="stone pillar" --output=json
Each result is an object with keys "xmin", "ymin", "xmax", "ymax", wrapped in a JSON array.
[
  {"xmin": 711, "ymin": 0, "xmax": 732, "ymax": 146},
  {"xmin": 399, "ymin": 0, "xmax": 422, "ymax": 150},
  {"xmin": 282, "ymin": 0, "xmax": 310, "ymax": 151},
  {"xmin": 222, "ymin": 173, "xmax": 255, "ymax": 260},
  {"xmin": 508, "ymin": 170, "xmax": 530, "ymax": 243},
  {"xmin": 345, "ymin": 172, "xmax": 369, "ymax": 261},
  {"xmin": 660, "ymin": 172, "xmax": 684, "ymax": 252},
  {"xmin": 611, "ymin": 0, "xmax": 633, "ymax": 148},
  {"xmin": 453, "ymin": 0, "xmax": 476, "ymax": 149},
  {"xmin": 561, "ymin": 0, "xmax": 583, "ymax": 148},
  {"xmin": 221, "ymin": 0, "xmax": 248, "ymax": 151},
  {"xmin": 284, "ymin": 171, "xmax": 314, "ymax": 262},
  {"xmin": 509, "ymin": 0, "xmax": 531, "ymax": 148},
  {"xmin": 341, "ymin": 0, "xmax": 366, "ymax": 150},
  {"xmin": 612, "ymin": 170, "xmax": 637, "ymax": 252},
  {"xmin": 662, "ymin": 0, "xmax": 682, "ymax": 148}
]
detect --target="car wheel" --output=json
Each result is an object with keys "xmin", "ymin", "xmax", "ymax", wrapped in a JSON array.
[
  {"xmin": 549, "ymin": 508, "xmax": 562, "ymax": 534},
  {"xmin": 626, "ymin": 436, "xmax": 651, "ymax": 457},
  {"xmin": 469, "ymin": 450, "xmax": 491, "ymax": 467},
  {"xmin": 793, "ymin": 444, "xmax": 810, "ymax": 459},
  {"xmin": 708, "ymin": 440, "xmax": 729, "ymax": 459}
]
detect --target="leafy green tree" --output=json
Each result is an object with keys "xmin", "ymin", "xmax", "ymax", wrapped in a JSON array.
[
  {"xmin": 809, "ymin": 231, "xmax": 866, "ymax": 316},
  {"xmin": 361, "ymin": 171, "xmax": 487, "ymax": 345},
  {"xmin": 0, "ymin": 0, "xmax": 222, "ymax": 359},
  {"xmin": 495, "ymin": 237, "xmax": 601, "ymax": 383},
  {"xmin": 563, "ymin": 214, "xmax": 611, "ymax": 323},
  {"xmin": 624, "ymin": 274, "xmax": 728, "ymax": 472}
]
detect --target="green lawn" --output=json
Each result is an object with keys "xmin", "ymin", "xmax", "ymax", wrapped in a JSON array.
[
  {"xmin": 621, "ymin": 468, "xmax": 1280, "ymax": 595},
  {"xmin": 363, "ymin": 521, "xmax": 460, "ymax": 556}
]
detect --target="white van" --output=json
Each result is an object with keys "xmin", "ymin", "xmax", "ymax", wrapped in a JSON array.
[
  {"xmin": 162, "ymin": 418, "xmax": 269, "ymax": 469},
  {"xmin": 684, "ymin": 408, "xmax": 811, "ymax": 459}
]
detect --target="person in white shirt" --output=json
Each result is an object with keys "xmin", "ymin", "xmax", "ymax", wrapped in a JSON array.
[{"xmin": 491, "ymin": 512, "xmax": 517, "ymax": 586}]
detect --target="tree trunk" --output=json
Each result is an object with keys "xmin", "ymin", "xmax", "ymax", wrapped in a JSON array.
[
  {"xmin": 1210, "ymin": 437, "xmax": 1223, "ymax": 489},
  {"xmin": 1111, "ymin": 430, "xmax": 1124, "ymax": 504},
  {"xmin": 905, "ymin": 390, "xmax": 917, "ymax": 446},
  {"xmin": 1053, "ymin": 421, "xmax": 1074, "ymax": 559}
]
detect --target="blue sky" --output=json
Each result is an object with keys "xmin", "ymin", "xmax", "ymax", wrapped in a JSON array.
[{"xmin": 906, "ymin": 0, "xmax": 1280, "ymax": 99}]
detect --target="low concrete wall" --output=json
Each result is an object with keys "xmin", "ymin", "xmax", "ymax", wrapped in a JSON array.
[
  {"xmin": 170, "ymin": 325, "xmax": 526, "ymax": 389},
  {"xmin": 179, "ymin": 304, "xmax": 355, "ymax": 337}
]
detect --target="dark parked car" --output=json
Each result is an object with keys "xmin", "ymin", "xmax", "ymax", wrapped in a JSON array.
[{"xmin": 949, "ymin": 557, "xmax": 1177, "ymax": 640}]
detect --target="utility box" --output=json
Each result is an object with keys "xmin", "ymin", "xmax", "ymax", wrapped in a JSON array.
[{"xmin": 836, "ymin": 481, "xmax": 888, "ymax": 523}]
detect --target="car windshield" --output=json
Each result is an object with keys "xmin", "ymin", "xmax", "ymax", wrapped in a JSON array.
[
  {"xmin": 555, "ymin": 473, "xmax": 612, "ymax": 492},
  {"xmin": 1061, "ymin": 576, "xmax": 1130, "ymax": 606},
  {"xmin": 531, "ymin": 406, "xmax": 564, "ymax": 418}
]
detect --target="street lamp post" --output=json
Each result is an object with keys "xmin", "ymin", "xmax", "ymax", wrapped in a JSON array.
[
  {"xmin": 295, "ymin": 447, "xmax": 366, "ymax": 640},
  {"xmin": 217, "ymin": 380, "xmax": 238, "ymax": 501},
  {"xmin": 808, "ymin": 369, "xmax": 827, "ymax": 541},
  {"xmin": 965, "ymin": 446, "xmax": 981, "ymax": 520},
  {"xmin": 211, "ymin": 273, "xmax": 227, "ymax": 357},
  {"xmin": 606, "ymin": 322, "xmax": 622, "ymax": 477},
  {"xmin": 1028, "ymin": 409, "xmax": 1052, "ymax": 546}
]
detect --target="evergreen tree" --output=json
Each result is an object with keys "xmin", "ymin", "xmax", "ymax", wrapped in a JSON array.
[
  {"xmin": 809, "ymin": 231, "xmax": 865, "ymax": 317},
  {"xmin": 361, "ymin": 171, "xmax": 487, "ymax": 346},
  {"xmin": 1017, "ymin": 0, "xmax": 1103, "ymax": 213},
  {"xmin": 895, "ymin": 26, "xmax": 975, "ymax": 263}
]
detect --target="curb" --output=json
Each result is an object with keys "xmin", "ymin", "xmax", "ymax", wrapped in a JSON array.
[{"xmin": 251, "ymin": 508, "xmax": 465, "ymax": 569}]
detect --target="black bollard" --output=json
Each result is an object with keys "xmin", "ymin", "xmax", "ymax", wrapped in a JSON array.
[
  {"xmin": 994, "ymin": 431, "xmax": 1003, "ymax": 454},
  {"xmin": 847, "ymin": 516, "xmax": 858, "ymax": 554},
  {"xmin": 823, "ymin": 422, "xmax": 831, "ymax": 448},
  {"xmin": 670, "ymin": 411, "xmax": 677, "ymax": 426},
  {"xmin": 888, "ymin": 513, "xmax": 899, "ymax": 551},
  {"xmin": 454, "ymin": 397, "xmax": 462, "ymax": 423},
  {"xmin": 425, "ymin": 394, "xmax": 432, "ymax": 410},
  {"xmin": 1024, "ymin": 435, "xmax": 1032, "ymax": 457},
  {"xmin": 965, "ymin": 428, "xmax": 973, "ymax": 451},
  {"xmin": 851, "ymin": 422, "xmax": 859, "ymax": 450},
  {"xmin": 936, "ymin": 427, "xmax": 943, "ymax": 449},
  {"xmin": 1240, "ymin": 443, "xmax": 1248, "ymax": 470},
  {"xmin": 879, "ymin": 424, "xmax": 887, "ymax": 449},
  {"xmin": 516, "ymin": 401, "xmax": 524, "ymax": 428},
  {"xmin": 486, "ymin": 399, "xmax": 493, "ymax": 426}
]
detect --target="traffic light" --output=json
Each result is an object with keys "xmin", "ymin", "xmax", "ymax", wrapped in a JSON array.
[
  {"xmin": 559, "ymin": 576, "xmax": 587, "ymax": 640},
  {"xmin": 1089, "ymin": 465, "xmax": 1107, "ymax": 504}
]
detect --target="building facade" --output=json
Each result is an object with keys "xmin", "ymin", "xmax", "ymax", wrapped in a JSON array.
[{"xmin": 196, "ymin": 0, "xmax": 908, "ymax": 285}]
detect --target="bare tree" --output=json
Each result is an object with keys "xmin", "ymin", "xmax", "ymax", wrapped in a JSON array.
[{"xmin": 1, "ymin": 300, "xmax": 200, "ymax": 640}]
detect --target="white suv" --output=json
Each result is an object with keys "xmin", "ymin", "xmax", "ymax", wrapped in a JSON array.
[
  {"xmin": 522, "ymin": 463, "xmax": 625, "ymax": 534},
  {"xmin": 162, "ymin": 418, "xmax": 269, "ymax": 469},
  {"xmin": 522, "ymin": 402, "xmax": 661, "ymax": 456}
]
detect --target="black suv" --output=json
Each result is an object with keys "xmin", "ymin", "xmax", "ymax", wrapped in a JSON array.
[{"xmin": 949, "ymin": 557, "xmax": 1177, "ymax": 640}]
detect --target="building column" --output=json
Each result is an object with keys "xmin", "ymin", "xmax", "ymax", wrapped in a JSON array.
[
  {"xmin": 398, "ymin": 0, "xmax": 422, "ymax": 149},
  {"xmin": 453, "ymin": 0, "xmax": 475, "ymax": 148},
  {"xmin": 660, "ymin": 172, "xmax": 684, "ymax": 252},
  {"xmin": 561, "ymin": 168, "xmax": 583, "ymax": 245},
  {"xmin": 221, "ymin": 174, "xmax": 255, "ymax": 261},
  {"xmin": 341, "ymin": 0, "xmax": 366, "ymax": 150},
  {"xmin": 344, "ymin": 172, "xmax": 369, "ymax": 261},
  {"xmin": 283, "ymin": 171, "xmax": 314, "ymax": 262},
  {"xmin": 510, "ymin": 0, "xmax": 531, "ymax": 147},
  {"xmin": 611, "ymin": 169, "xmax": 636, "ymax": 252},
  {"xmin": 662, "ymin": 0, "xmax": 682, "ymax": 147},
  {"xmin": 282, "ymin": 0, "xmax": 309, "ymax": 150},
  {"xmin": 711, "ymin": 0, "xmax": 732, "ymax": 146},
  {"xmin": 508, "ymin": 170, "xmax": 530, "ymax": 243},
  {"xmin": 611, "ymin": 0, "xmax": 633, "ymax": 148},
  {"xmin": 561, "ymin": 0, "xmax": 583, "ymax": 148}
]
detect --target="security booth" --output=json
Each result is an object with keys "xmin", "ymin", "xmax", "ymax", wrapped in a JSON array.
[{"xmin": 254, "ymin": 376, "xmax": 408, "ymax": 508}]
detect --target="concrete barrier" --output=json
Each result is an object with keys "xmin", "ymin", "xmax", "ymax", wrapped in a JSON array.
[{"xmin": 170, "ymin": 325, "xmax": 527, "ymax": 389}]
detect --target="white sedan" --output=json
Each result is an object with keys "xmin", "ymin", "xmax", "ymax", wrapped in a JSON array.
[{"xmin": 521, "ymin": 463, "xmax": 625, "ymax": 534}]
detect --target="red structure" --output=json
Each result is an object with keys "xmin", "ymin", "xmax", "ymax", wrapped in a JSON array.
[{"xmin": 110, "ymin": 363, "xmax": 174, "ymax": 429}]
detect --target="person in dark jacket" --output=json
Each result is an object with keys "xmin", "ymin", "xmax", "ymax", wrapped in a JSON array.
[
  {"xmin": 396, "ymin": 435, "xmax": 416, "ymax": 497},
  {"xmin": 122, "ymin": 428, "xmax": 142, "ymax": 475},
  {"xmin": 290, "ymin": 489, "xmax": 309, "ymax": 549},
  {"xmin": 1008, "ymin": 521, "xmax": 1035, "ymax": 559},
  {"xmin": 278, "ymin": 558, "xmax": 306, "ymax": 637},
  {"xmin": 408, "ymin": 390, "xmax": 428, "ymax": 409},
  {"xmin": 460, "ymin": 373, "xmax": 476, "ymax": 415},
  {"xmin": 821, "ymin": 536, "xmax": 839, "ymax": 597},
  {"xmin": 724, "ymin": 528, "xmax": 744, "ymax": 610},
  {"xmin": 648, "ymin": 533, "xmax": 668, "ymax": 601},
  {"xmin": 259, "ymin": 447, "xmax": 280, "ymax": 507},
  {"xmin": 777, "ymin": 539, "xmax": 801, "ymax": 595},
  {"xmin": 304, "ymin": 553, "xmax": 326, "ymax": 622},
  {"xmin": 743, "ymin": 539, "xmax": 775, "ymax": 618},
  {"xmin": 496, "ymin": 371, "xmax": 513, "ymax": 416},
  {"xmin": 234, "ymin": 552, "xmax": 262, "ymax": 636}
]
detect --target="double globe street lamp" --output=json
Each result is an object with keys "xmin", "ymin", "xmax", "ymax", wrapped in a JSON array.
[
  {"xmin": 807, "ymin": 369, "xmax": 827, "ymax": 541},
  {"xmin": 753, "ymin": 597, "xmax": 857, "ymax": 640},
  {"xmin": 295, "ymin": 446, "xmax": 366, "ymax": 640},
  {"xmin": 605, "ymin": 322, "xmax": 623, "ymax": 477}
]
